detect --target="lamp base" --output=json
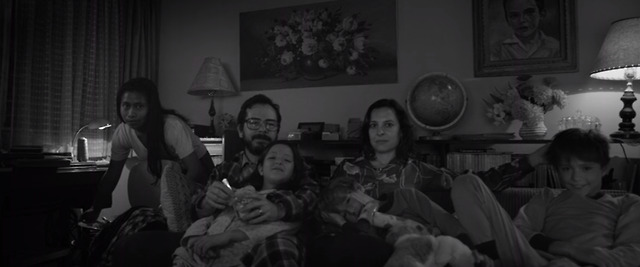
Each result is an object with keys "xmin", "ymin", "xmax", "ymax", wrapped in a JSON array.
[{"xmin": 610, "ymin": 130, "xmax": 640, "ymax": 140}]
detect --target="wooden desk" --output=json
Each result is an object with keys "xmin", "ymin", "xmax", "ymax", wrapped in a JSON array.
[{"xmin": 1, "ymin": 165, "xmax": 106, "ymax": 266}]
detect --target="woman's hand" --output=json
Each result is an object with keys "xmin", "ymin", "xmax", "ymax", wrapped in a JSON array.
[
  {"xmin": 201, "ymin": 180, "xmax": 233, "ymax": 211},
  {"xmin": 239, "ymin": 198, "xmax": 282, "ymax": 224}
]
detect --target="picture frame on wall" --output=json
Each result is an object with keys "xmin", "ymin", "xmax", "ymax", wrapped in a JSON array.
[
  {"xmin": 473, "ymin": 0, "xmax": 577, "ymax": 77},
  {"xmin": 239, "ymin": 0, "xmax": 398, "ymax": 91}
]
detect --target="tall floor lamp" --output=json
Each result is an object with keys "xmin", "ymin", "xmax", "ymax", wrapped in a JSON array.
[
  {"xmin": 590, "ymin": 17, "xmax": 640, "ymax": 140},
  {"xmin": 187, "ymin": 57, "xmax": 238, "ymax": 137}
]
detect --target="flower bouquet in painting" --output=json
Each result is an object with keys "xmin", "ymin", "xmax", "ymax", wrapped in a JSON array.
[
  {"xmin": 485, "ymin": 75, "xmax": 567, "ymax": 138},
  {"xmin": 261, "ymin": 8, "xmax": 378, "ymax": 81}
]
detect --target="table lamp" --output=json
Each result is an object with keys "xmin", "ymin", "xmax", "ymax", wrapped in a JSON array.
[
  {"xmin": 590, "ymin": 17, "xmax": 640, "ymax": 140},
  {"xmin": 72, "ymin": 118, "xmax": 112, "ymax": 161},
  {"xmin": 187, "ymin": 57, "xmax": 238, "ymax": 137}
]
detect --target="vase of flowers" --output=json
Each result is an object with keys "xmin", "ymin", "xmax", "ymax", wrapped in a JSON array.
[
  {"xmin": 261, "ymin": 8, "xmax": 377, "ymax": 81},
  {"xmin": 485, "ymin": 75, "xmax": 567, "ymax": 139}
]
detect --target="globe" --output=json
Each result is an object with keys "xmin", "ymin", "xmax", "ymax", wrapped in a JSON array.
[{"xmin": 406, "ymin": 73, "xmax": 467, "ymax": 131}]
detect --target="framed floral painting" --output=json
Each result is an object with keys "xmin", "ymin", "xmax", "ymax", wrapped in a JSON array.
[
  {"xmin": 473, "ymin": 0, "xmax": 577, "ymax": 77},
  {"xmin": 240, "ymin": 0, "xmax": 397, "ymax": 91}
]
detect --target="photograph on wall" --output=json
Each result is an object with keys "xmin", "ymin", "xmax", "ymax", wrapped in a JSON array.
[
  {"xmin": 473, "ymin": 0, "xmax": 577, "ymax": 77},
  {"xmin": 240, "ymin": 0, "xmax": 397, "ymax": 91}
]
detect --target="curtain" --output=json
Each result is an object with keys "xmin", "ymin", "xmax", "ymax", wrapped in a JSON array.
[{"xmin": 1, "ymin": 0, "xmax": 158, "ymax": 158}]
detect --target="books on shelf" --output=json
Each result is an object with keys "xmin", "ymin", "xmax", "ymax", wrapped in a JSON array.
[{"xmin": 445, "ymin": 151, "xmax": 512, "ymax": 173}]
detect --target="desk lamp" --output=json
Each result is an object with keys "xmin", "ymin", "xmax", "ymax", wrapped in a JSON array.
[
  {"xmin": 187, "ymin": 57, "xmax": 238, "ymax": 137},
  {"xmin": 590, "ymin": 17, "xmax": 640, "ymax": 140},
  {"xmin": 72, "ymin": 118, "xmax": 112, "ymax": 161}
]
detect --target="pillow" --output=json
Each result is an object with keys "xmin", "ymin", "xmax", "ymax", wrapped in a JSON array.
[{"xmin": 160, "ymin": 160, "xmax": 195, "ymax": 232}]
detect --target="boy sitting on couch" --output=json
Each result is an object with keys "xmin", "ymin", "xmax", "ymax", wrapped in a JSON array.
[{"xmin": 452, "ymin": 128, "xmax": 640, "ymax": 267}]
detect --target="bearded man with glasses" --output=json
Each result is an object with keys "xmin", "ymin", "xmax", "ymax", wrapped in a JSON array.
[{"xmin": 113, "ymin": 94, "xmax": 319, "ymax": 267}]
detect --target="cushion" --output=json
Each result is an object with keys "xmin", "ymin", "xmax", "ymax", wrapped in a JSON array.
[{"xmin": 160, "ymin": 160, "xmax": 195, "ymax": 232}]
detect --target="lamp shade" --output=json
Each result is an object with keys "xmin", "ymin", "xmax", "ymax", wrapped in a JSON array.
[
  {"xmin": 590, "ymin": 17, "xmax": 640, "ymax": 80},
  {"xmin": 187, "ymin": 57, "xmax": 237, "ymax": 96}
]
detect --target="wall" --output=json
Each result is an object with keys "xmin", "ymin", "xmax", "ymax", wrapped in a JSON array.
[{"xmin": 158, "ymin": 0, "xmax": 640, "ymax": 157}]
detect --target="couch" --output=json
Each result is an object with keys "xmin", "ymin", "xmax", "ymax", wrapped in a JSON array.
[{"xmin": 425, "ymin": 187, "xmax": 629, "ymax": 218}]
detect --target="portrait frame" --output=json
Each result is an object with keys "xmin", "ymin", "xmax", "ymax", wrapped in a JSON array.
[{"xmin": 473, "ymin": 0, "xmax": 577, "ymax": 77}]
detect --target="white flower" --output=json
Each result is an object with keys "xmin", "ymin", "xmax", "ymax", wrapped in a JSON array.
[
  {"xmin": 486, "ymin": 103, "xmax": 507, "ymax": 125},
  {"xmin": 353, "ymin": 34, "xmax": 366, "ymax": 53},
  {"xmin": 342, "ymin": 16, "xmax": 358, "ymax": 32},
  {"xmin": 301, "ymin": 38, "xmax": 318, "ymax": 55},
  {"xmin": 275, "ymin": 35, "xmax": 287, "ymax": 47},
  {"xmin": 318, "ymin": 58, "xmax": 329, "ymax": 68},
  {"xmin": 346, "ymin": 65, "xmax": 357, "ymax": 75},
  {"xmin": 349, "ymin": 50, "xmax": 359, "ymax": 61},
  {"xmin": 312, "ymin": 20, "xmax": 323, "ymax": 32},
  {"xmin": 332, "ymin": 37, "xmax": 346, "ymax": 51},
  {"xmin": 280, "ymin": 51, "xmax": 294, "ymax": 65}
]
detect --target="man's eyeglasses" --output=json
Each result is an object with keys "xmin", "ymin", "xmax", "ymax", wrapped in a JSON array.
[{"xmin": 244, "ymin": 118, "xmax": 279, "ymax": 132}]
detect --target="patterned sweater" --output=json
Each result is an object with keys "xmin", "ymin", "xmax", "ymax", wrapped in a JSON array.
[{"xmin": 514, "ymin": 189, "xmax": 640, "ymax": 266}]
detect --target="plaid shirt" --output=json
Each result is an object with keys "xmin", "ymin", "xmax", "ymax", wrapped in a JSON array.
[
  {"xmin": 192, "ymin": 151, "xmax": 320, "ymax": 222},
  {"xmin": 332, "ymin": 155, "xmax": 534, "ymax": 196},
  {"xmin": 242, "ymin": 155, "xmax": 535, "ymax": 267}
]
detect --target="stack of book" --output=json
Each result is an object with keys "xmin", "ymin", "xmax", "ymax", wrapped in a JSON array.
[
  {"xmin": 1, "ymin": 146, "xmax": 72, "ymax": 168},
  {"xmin": 445, "ymin": 149, "xmax": 513, "ymax": 173}
]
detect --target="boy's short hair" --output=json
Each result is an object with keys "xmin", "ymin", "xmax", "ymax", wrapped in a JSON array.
[
  {"xmin": 317, "ymin": 176, "xmax": 359, "ymax": 213},
  {"xmin": 545, "ymin": 128, "xmax": 610, "ymax": 168}
]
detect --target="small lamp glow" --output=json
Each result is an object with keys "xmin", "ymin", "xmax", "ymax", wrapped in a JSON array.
[
  {"xmin": 72, "ymin": 118, "xmax": 112, "ymax": 161},
  {"xmin": 590, "ymin": 17, "xmax": 640, "ymax": 140},
  {"xmin": 187, "ymin": 57, "xmax": 238, "ymax": 137}
]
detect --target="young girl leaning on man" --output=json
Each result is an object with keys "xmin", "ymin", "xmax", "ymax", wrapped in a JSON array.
[{"xmin": 173, "ymin": 141, "xmax": 306, "ymax": 266}]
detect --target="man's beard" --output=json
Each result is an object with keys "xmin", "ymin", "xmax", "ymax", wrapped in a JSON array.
[{"xmin": 244, "ymin": 134, "xmax": 273, "ymax": 156}]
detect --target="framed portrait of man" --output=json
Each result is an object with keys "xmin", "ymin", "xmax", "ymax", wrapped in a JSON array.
[{"xmin": 473, "ymin": 0, "xmax": 577, "ymax": 77}]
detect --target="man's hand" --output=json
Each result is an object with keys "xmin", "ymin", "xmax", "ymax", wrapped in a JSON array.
[
  {"xmin": 201, "ymin": 180, "xmax": 233, "ymax": 211},
  {"xmin": 239, "ymin": 198, "xmax": 282, "ymax": 224}
]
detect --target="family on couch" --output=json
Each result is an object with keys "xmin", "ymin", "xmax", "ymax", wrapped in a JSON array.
[{"xmin": 82, "ymin": 77, "xmax": 640, "ymax": 267}]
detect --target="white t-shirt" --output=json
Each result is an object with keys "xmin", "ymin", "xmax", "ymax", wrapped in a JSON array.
[{"xmin": 110, "ymin": 114, "xmax": 207, "ymax": 161}]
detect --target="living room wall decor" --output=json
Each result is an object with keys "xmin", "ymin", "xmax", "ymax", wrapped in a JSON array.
[
  {"xmin": 472, "ymin": 0, "xmax": 577, "ymax": 77},
  {"xmin": 239, "ymin": 0, "xmax": 397, "ymax": 91}
]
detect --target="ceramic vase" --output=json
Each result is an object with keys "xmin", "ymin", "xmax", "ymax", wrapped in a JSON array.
[{"xmin": 519, "ymin": 120, "xmax": 547, "ymax": 139}]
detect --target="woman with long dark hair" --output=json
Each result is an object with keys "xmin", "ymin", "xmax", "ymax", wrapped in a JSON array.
[
  {"xmin": 82, "ymin": 77, "xmax": 213, "ymax": 222},
  {"xmin": 80, "ymin": 77, "xmax": 214, "ymax": 267}
]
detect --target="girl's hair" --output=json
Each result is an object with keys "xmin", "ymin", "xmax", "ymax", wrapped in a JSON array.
[
  {"xmin": 545, "ymin": 128, "xmax": 610, "ymax": 169},
  {"xmin": 360, "ymin": 99, "xmax": 414, "ymax": 161},
  {"xmin": 116, "ymin": 77, "xmax": 189, "ymax": 180},
  {"xmin": 247, "ymin": 140, "xmax": 306, "ymax": 191},
  {"xmin": 316, "ymin": 176, "xmax": 358, "ymax": 214}
]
